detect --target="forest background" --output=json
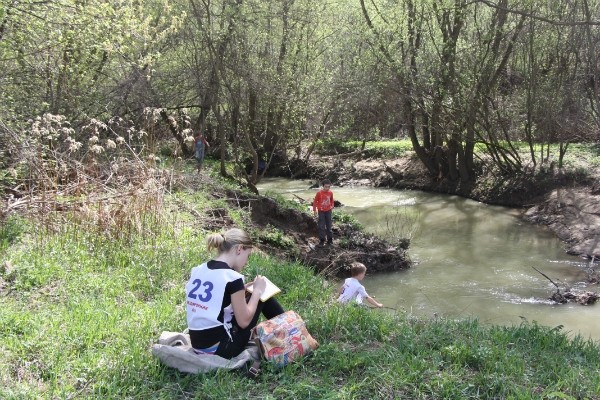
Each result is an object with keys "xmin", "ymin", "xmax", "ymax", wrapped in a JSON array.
[{"xmin": 1, "ymin": 0, "xmax": 599, "ymax": 194}]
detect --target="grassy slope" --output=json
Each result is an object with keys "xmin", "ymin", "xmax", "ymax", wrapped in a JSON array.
[
  {"xmin": 1, "ymin": 167, "xmax": 600, "ymax": 399},
  {"xmin": 341, "ymin": 139, "xmax": 600, "ymax": 169}
]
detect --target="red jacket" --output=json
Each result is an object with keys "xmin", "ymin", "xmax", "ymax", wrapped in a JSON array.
[{"xmin": 313, "ymin": 190, "xmax": 334, "ymax": 212}]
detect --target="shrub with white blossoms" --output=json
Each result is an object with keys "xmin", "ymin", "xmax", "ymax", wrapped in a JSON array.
[
  {"xmin": 144, "ymin": 107, "xmax": 164, "ymax": 124},
  {"xmin": 29, "ymin": 113, "xmax": 68, "ymax": 142},
  {"xmin": 8, "ymin": 112, "xmax": 179, "ymax": 198},
  {"xmin": 66, "ymin": 137, "xmax": 83, "ymax": 153},
  {"xmin": 90, "ymin": 145, "xmax": 104, "ymax": 154}
]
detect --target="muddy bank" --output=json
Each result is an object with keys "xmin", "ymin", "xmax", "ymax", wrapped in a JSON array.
[
  {"xmin": 219, "ymin": 190, "xmax": 410, "ymax": 277},
  {"xmin": 523, "ymin": 187, "xmax": 600, "ymax": 258},
  {"xmin": 284, "ymin": 152, "xmax": 600, "ymax": 260}
]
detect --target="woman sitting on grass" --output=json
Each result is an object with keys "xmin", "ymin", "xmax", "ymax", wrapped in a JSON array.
[{"xmin": 186, "ymin": 228, "xmax": 285, "ymax": 359}]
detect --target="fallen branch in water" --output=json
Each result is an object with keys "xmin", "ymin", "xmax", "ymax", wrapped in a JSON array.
[
  {"xmin": 562, "ymin": 291, "xmax": 600, "ymax": 305},
  {"xmin": 533, "ymin": 266, "xmax": 599, "ymax": 305},
  {"xmin": 532, "ymin": 266, "xmax": 560, "ymax": 290},
  {"xmin": 586, "ymin": 256, "xmax": 599, "ymax": 284}
]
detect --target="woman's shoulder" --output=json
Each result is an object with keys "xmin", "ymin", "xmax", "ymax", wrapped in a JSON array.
[
  {"xmin": 207, "ymin": 261, "xmax": 244, "ymax": 279},
  {"xmin": 189, "ymin": 262, "xmax": 208, "ymax": 274}
]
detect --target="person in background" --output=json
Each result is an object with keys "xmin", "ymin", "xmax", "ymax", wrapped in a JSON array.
[
  {"xmin": 186, "ymin": 228, "xmax": 285, "ymax": 359},
  {"xmin": 194, "ymin": 131, "xmax": 210, "ymax": 173},
  {"xmin": 337, "ymin": 262, "xmax": 383, "ymax": 308},
  {"xmin": 312, "ymin": 179, "xmax": 334, "ymax": 246}
]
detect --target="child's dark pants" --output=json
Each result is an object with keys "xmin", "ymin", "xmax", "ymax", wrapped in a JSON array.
[{"xmin": 318, "ymin": 210, "xmax": 333, "ymax": 243}]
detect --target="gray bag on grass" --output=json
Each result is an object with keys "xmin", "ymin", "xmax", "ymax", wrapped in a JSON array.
[{"xmin": 151, "ymin": 331, "xmax": 260, "ymax": 374}]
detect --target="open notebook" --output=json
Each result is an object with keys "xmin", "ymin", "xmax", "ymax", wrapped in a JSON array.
[{"xmin": 246, "ymin": 276, "xmax": 281, "ymax": 302}]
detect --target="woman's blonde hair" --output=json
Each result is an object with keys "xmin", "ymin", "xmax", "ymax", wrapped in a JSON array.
[{"xmin": 206, "ymin": 228, "xmax": 253, "ymax": 254}]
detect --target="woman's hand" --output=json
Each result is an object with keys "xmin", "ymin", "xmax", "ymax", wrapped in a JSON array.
[
  {"xmin": 231, "ymin": 275, "xmax": 267, "ymax": 328},
  {"xmin": 252, "ymin": 275, "xmax": 267, "ymax": 296}
]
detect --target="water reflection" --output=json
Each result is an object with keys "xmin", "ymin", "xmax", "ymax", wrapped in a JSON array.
[{"xmin": 258, "ymin": 178, "xmax": 600, "ymax": 341}]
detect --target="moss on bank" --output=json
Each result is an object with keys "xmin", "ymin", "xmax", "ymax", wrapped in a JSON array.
[{"xmin": 1, "ymin": 166, "xmax": 600, "ymax": 399}]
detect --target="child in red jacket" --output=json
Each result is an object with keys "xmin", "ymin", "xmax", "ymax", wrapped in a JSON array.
[{"xmin": 312, "ymin": 179, "xmax": 334, "ymax": 246}]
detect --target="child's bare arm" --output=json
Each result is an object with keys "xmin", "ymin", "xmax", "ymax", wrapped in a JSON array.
[{"xmin": 366, "ymin": 295, "xmax": 383, "ymax": 308}]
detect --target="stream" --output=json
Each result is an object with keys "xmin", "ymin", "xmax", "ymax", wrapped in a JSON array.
[{"xmin": 257, "ymin": 178, "xmax": 600, "ymax": 342}]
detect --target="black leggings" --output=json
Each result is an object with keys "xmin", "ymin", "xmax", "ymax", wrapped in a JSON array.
[{"xmin": 215, "ymin": 297, "xmax": 284, "ymax": 359}]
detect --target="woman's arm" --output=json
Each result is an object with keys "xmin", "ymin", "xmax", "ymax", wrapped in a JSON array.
[{"xmin": 230, "ymin": 276, "xmax": 266, "ymax": 328}]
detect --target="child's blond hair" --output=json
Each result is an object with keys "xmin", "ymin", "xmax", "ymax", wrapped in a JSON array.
[{"xmin": 350, "ymin": 262, "xmax": 367, "ymax": 277}]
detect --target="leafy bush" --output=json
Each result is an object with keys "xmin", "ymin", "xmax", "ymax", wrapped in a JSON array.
[
  {"xmin": 352, "ymin": 140, "xmax": 414, "ymax": 158},
  {"xmin": 315, "ymin": 138, "xmax": 355, "ymax": 155},
  {"xmin": 333, "ymin": 210, "xmax": 362, "ymax": 230},
  {"xmin": 255, "ymin": 224, "xmax": 295, "ymax": 249}
]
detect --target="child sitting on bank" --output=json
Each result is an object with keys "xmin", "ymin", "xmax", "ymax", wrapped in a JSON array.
[{"xmin": 337, "ymin": 262, "xmax": 383, "ymax": 308}]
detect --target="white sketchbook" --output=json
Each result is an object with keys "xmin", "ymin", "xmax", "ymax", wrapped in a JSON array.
[{"xmin": 246, "ymin": 276, "xmax": 281, "ymax": 302}]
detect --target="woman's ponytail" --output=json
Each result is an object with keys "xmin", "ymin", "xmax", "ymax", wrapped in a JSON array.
[{"xmin": 206, "ymin": 228, "xmax": 253, "ymax": 254}]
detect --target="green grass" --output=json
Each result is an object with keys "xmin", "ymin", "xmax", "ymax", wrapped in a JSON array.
[
  {"xmin": 316, "ymin": 138, "xmax": 414, "ymax": 158},
  {"xmin": 1, "ymin": 172, "xmax": 600, "ymax": 399},
  {"xmin": 0, "ymin": 214, "xmax": 25, "ymax": 254},
  {"xmin": 317, "ymin": 138, "xmax": 600, "ymax": 172},
  {"xmin": 349, "ymin": 139, "xmax": 415, "ymax": 158},
  {"xmin": 473, "ymin": 141, "xmax": 600, "ymax": 170}
]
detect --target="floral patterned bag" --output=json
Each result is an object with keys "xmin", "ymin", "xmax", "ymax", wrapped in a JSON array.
[{"xmin": 253, "ymin": 310, "xmax": 319, "ymax": 367}]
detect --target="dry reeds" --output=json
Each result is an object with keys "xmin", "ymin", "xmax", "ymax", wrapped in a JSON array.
[{"xmin": 1, "ymin": 114, "xmax": 181, "ymax": 243}]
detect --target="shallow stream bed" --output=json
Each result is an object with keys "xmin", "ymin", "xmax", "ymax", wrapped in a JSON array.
[{"xmin": 258, "ymin": 178, "xmax": 600, "ymax": 342}]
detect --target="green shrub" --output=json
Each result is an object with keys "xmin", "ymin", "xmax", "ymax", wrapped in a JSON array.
[
  {"xmin": 255, "ymin": 224, "xmax": 295, "ymax": 249},
  {"xmin": 0, "ymin": 214, "xmax": 25, "ymax": 252},
  {"xmin": 333, "ymin": 210, "xmax": 362, "ymax": 230}
]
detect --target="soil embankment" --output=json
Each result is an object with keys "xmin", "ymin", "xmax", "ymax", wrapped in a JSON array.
[
  {"xmin": 207, "ymin": 188, "xmax": 411, "ymax": 277},
  {"xmin": 295, "ymin": 152, "xmax": 600, "ymax": 260},
  {"xmin": 523, "ymin": 186, "xmax": 600, "ymax": 258}
]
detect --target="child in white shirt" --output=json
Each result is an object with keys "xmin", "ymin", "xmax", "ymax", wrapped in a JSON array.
[{"xmin": 337, "ymin": 262, "xmax": 383, "ymax": 308}]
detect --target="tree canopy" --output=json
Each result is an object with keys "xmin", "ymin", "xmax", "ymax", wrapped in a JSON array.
[{"xmin": 1, "ymin": 0, "xmax": 599, "ymax": 186}]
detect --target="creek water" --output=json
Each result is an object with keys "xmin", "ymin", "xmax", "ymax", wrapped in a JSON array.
[{"xmin": 257, "ymin": 178, "xmax": 600, "ymax": 342}]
